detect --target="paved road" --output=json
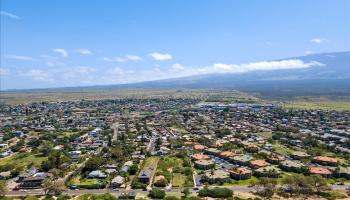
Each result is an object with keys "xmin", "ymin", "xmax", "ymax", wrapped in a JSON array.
[
  {"xmin": 112, "ymin": 122, "xmax": 119, "ymax": 141},
  {"xmin": 6, "ymin": 184, "xmax": 349, "ymax": 196}
]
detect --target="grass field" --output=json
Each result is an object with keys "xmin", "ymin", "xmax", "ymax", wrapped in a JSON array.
[
  {"xmin": 284, "ymin": 101, "xmax": 350, "ymax": 111},
  {"xmin": 172, "ymin": 173, "xmax": 186, "ymax": 187},
  {"xmin": 0, "ymin": 152, "xmax": 46, "ymax": 169},
  {"xmin": 272, "ymin": 142, "xmax": 294, "ymax": 155},
  {"xmin": 222, "ymin": 176, "xmax": 258, "ymax": 186},
  {"xmin": 169, "ymin": 126, "xmax": 189, "ymax": 134},
  {"xmin": 165, "ymin": 192, "xmax": 182, "ymax": 199},
  {"xmin": 144, "ymin": 156, "xmax": 160, "ymax": 168},
  {"xmin": 254, "ymin": 131, "xmax": 272, "ymax": 139},
  {"xmin": 69, "ymin": 175, "xmax": 105, "ymax": 187},
  {"xmin": 0, "ymin": 89, "xmax": 246, "ymax": 105}
]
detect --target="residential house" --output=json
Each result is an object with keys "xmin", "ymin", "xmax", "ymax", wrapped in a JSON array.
[
  {"xmin": 138, "ymin": 168, "xmax": 153, "ymax": 183},
  {"xmin": 229, "ymin": 167, "xmax": 252, "ymax": 180},
  {"xmin": 194, "ymin": 159, "xmax": 215, "ymax": 170}
]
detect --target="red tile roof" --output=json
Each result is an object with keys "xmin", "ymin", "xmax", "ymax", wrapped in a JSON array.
[
  {"xmin": 313, "ymin": 156, "xmax": 338, "ymax": 163},
  {"xmin": 309, "ymin": 167, "xmax": 332, "ymax": 175},
  {"xmin": 191, "ymin": 153, "xmax": 209, "ymax": 160}
]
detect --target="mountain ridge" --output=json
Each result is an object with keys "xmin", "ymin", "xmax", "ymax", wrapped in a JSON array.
[{"xmin": 2, "ymin": 51, "xmax": 350, "ymax": 97}]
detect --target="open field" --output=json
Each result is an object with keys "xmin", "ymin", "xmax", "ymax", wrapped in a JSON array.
[
  {"xmin": 172, "ymin": 173, "xmax": 186, "ymax": 187},
  {"xmin": 143, "ymin": 156, "xmax": 160, "ymax": 168},
  {"xmin": 0, "ymin": 152, "xmax": 46, "ymax": 169},
  {"xmin": 0, "ymin": 89, "xmax": 250, "ymax": 105},
  {"xmin": 284, "ymin": 101, "xmax": 350, "ymax": 111}
]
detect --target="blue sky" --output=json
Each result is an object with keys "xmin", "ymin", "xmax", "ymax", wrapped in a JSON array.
[{"xmin": 1, "ymin": 0, "xmax": 349, "ymax": 90}]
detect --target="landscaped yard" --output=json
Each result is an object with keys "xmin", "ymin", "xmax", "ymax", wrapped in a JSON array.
[
  {"xmin": 0, "ymin": 152, "xmax": 46, "ymax": 169},
  {"xmin": 165, "ymin": 192, "xmax": 182, "ymax": 199},
  {"xmin": 68, "ymin": 175, "xmax": 106, "ymax": 189},
  {"xmin": 222, "ymin": 176, "xmax": 258, "ymax": 186}
]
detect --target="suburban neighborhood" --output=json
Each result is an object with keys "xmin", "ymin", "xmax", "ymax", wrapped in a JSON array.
[{"xmin": 0, "ymin": 96, "xmax": 349, "ymax": 199}]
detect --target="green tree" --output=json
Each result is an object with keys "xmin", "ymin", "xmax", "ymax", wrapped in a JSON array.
[
  {"xmin": 182, "ymin": 188, "xmax": 190, "ymax": 197},
  {"xmin": 128, "ymin": 164, "xmax": 139, "ymax": 175},
  {"xmin": 25, "ymin": 196, "xmax": 39, "ymax": 200},
  {"xmin": 92, "ymin": 193, "xmax": 117, "ymax": 200},
  {"xmin": 164, "ymin": 196, "xmax": 180, "ymax": 200},
  {"xmin": 42, "ymin": 179, "xmax": 65, "ymax": 195},
  {"xmin": 307, "ymin": 174, "xmax": 330, "ymax": 194},
  {"xmin": 83, "ymin": 156, "xmax": 106, "ymax": 172},
  {"xmin": 149, "ymin": 188, "xmax": 166, "ymax": 199},
  {"xmin": 40, "ymin": 141, "xmax": 54, "ymax": 156},
  {"xmin": 154, "ymin": 177, "xmax": 168, "ymax": 187},
  {"xmin": 110, "ymin": 147, "xmax": 126, "ymax": 163},
  {"xmin": 0, "ymin": 181, "xmax": 7, "ymax": 197}
]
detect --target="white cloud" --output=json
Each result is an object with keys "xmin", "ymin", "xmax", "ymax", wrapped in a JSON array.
[
  {"xmin": 99, "ymin": 59, "xmax": 325, "ymax": 85},
  {"xmin": 211, "ymin": 59, "xmax": 324, "ymax": 74},
  {"xmin": 305, "ymin": 50, "xmax": 314, "ymax": 55},
  {"xmin": 103, "ymin": 57, "xmax": 125, "ymax": 62},
  {"xmin": 62, "ymin": 66, "xmax": 96, "ymax": 83},
  {"xmin": 213, "ymin": 63, "xmax": 235, "ymax": 71},
  {"xmin": 149, "ymin": 52, "xmax": 172, "ymax": 61},
  {"xmin": 311, "ymin": 38, "xmax": 326, "ymax": 44},
  {"xmin": 52, "ymin": 48, "xmax": 68, "ymax": 57},
  {"xmin": 172, "ymin": 63, "xmax": 185, "ymax": 71},
  {"xmin": 125, "ymin": 55, "xmax": 143, "ymax": 61},
  {"xmin": 46, "ymin": 61, "xmax": 65, "ymax": 67},
  {"xmin": 0, "ymin": 68, "xmax": 10, "ymax": 76},
  {"xmin": 7, "ymin": 55, "xmax": 36, "ymax": 61},
  {"xmin": 103, "ymin": 54, "xmax": 142, "ymax": 62},
  {"xmin": 21, "ymin": 69, "xmax": 53, "ymax": 81},
  {"xmin": 75, "ymin": 48, "xmax": 92, "ymax": 55},
  {"xmin": 0, "ymin": 11, "xmax": 20, "ymax": 19}
]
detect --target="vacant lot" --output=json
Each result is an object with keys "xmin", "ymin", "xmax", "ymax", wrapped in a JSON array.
[
  {"xmin": 0, "ymin": 152, "xmax": 46, "ymax": 169},
  {"xmin": 172, "ymin": 173, "xmax": 186, "ymax": 187},
  {"xmin": 284, "ymin": 100, "xmax": 350, "ymax": 111},
  {"xmin": 155, "ymin": 156, "xmax": 194, "ymax": 188},
  {"xmin": 144, "ymin": 156, "xmax": 160, "ymax": 169}
]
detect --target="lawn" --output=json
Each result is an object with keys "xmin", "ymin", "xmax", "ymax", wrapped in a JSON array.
[
  {"xmin": 0, "ymin": 152, "xmax": 46, "ymax": 169},
  {"xmin": 144, "ymin": 156, "xmax": 160, "ymax": 168},
  {"xmin": 222, "ymin": 176, "xmax": 258, "ymax": 186},
  {"xmin": 157, "ymin": 157, "xmax": 182, "ymax": 171},
  {"xmin": 69, "ymin": 175, "xmax": 105, "ymax": 188},
  {"xmin": 172, "ymin": 173, "xmax": 186, "ymax": 187},
  {"xmin": 272, "ymin": 142, "xmax": 294, "ymax": 155},
  {"xmin": 254, "ymin": 131, "xmax": 272, "ymax": 139},
  {"xmin": 62, "ymin": 131, "xmax": 78, "ymax": 137},
  {"xmin": 165, "ymin": 192, "xmax": 182, "ymax": 199},
  {"xmin": 169, "ymin": 126, "xmax": 189, "ymax": 134}
]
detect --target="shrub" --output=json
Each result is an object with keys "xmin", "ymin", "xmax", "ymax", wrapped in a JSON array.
[
  {"xmin": 57, "ymin": 194, "xmax": 72, "ymax": 200},
  {"xmin": 149, "ymin": 189, "xmax": 166, "ymax": 199},
  {"xmin": 92, "ymin": 193, "xmax": 118, "ymax": 200},
  {"xmin": 198, "ymin": 187, "xmax": 233, "ymax": 198},
  {"xmin": 154, "ymin": 178, "xmax": 168, "ymax": 187},
  {"xmin": 128, "ymin": 164, "xmax": 139, "ymax": 175},
  {"xmin": 25, "ymin": 196, "xmax": 39, "ymax": 200},
  {"xmin": 164, "ymin": 196, "xmax": 180, "ymax": 200},
  {"xmin": 131, "ymin": 180, "xmax": 147, "ymax": 189},
  {"xmin": 184, "ymin": 197, "xmax": 201, "ymax": 200}
]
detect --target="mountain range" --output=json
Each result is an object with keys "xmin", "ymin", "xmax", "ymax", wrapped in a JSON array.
[
  {"xmin": 105, "ymin": 51, "xmax": 350, "ymax": 97},
  {"xmin": 5, "ymin": 51, "xmax": 350, "ymax": 97}
]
